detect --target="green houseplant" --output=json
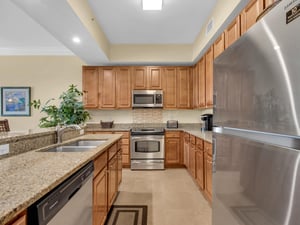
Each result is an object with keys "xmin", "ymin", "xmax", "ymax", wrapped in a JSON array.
[{"xmin": 31, "ymin": 84, "xmax": 91, "ymax": 128}]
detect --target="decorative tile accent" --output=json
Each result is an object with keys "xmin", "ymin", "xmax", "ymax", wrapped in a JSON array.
[{"xmin": 133, "ymin": 109, "xmax": 163, "ymax": 124}]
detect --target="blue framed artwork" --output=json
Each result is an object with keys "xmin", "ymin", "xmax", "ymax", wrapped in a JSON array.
[{"xmin": 1, "ymin": 87, "xmax": 31, "ymax": 116}]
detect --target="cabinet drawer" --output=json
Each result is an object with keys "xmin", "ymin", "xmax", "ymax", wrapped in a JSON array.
[
  {"xmin": 165, "ymin": 131, "xmax": 181, "ymax": 138},
  {"xmin": 108, "ymin": 143, "xmax": 118, "ymax": 160},
  {"xmin": 204, "ymin": 141, "xmax": 212, "ymax": 156},
  {"xmin": 196, "ymin": 138, "xmax": 203, "ymax": 150},
  {"xmin": 190, "ymin": 135, "xmax": 196, "ymax": 144},
  {"xmin": 94, "ymin": 151, "xmax": 107, "ymax": 176}
]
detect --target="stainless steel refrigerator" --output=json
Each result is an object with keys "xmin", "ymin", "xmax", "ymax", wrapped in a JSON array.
[{"xmin": 213, "ymin": 0, "xmax": 300, "ymax": 225}]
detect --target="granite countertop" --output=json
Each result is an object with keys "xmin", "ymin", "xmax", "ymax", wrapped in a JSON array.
[{"xmin": 0, "ymin": 133, "xmax": 122, "ymax": 225}]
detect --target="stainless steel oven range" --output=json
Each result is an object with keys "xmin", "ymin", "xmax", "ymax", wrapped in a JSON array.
[{"xmin": 130, "ymin": 127, "xmax": 165, "ymax": 170}]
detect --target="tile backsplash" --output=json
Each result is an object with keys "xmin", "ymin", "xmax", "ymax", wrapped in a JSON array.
[{"xmin": 133, "ymin": 109, "xmax": 163, "ymax": 124}]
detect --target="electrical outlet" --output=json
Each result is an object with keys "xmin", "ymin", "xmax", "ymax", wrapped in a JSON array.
[
  {"xmin": 80, "ymin": 129, "xmax": 85, "ymax": 135},
  {"xmin": 0, "ymin": 144, "xmax": 9, "ymax": 155}
]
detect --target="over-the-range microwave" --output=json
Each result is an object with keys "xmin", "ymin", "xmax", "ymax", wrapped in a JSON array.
[{"xmin": 132, "ymin": 90, "xmax": 163, "ymax": 108}]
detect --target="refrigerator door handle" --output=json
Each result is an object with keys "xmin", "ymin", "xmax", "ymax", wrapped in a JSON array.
[{"xmin": 212, "ymin": 137, "xmax": 217, "ymax": 173}]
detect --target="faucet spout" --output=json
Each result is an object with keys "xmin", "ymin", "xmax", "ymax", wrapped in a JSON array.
[{"xmin": 56, "ymin": 124, "xmax": 81, "ymax": 143}]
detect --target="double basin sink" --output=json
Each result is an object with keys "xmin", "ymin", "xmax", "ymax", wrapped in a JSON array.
[{"xmin": 40, "ymin": 140, "xmax": 107, "ymax": 152}]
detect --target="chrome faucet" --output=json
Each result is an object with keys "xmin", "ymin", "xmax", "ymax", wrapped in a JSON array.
[{"xmin": 56, "ymin": 124, "xmax": 81, "ymax": 143}]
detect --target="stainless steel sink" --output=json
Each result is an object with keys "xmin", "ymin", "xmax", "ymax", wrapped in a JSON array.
[
  {"xmin": 39, "ymin": 139, "xmax": 108, "ymax": 152},
  {"xmin": 64, "ymin": 140, "xmax": 108, "ymax": 147}
]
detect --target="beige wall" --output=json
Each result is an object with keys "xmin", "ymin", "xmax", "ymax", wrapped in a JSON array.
[{"xmin": 0, "ymin": 56, "xmax": 84, "ymax": 131}]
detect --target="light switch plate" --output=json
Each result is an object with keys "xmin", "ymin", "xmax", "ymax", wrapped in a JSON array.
[
  {"xmin": 80, "ymin": 129, "xmax": 84, "ymax": 135},
  {"xmin": 0, "ymin": 144, "xmax": 9, "ymax": 155}
]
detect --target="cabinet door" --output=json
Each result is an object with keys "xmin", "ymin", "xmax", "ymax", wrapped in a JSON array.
[
  {"xmin": 132, "ymin": 67, "xmax": 147, "ymax": 89},
  {"xmin": 225, "ymin": 17, "xmax": 241, "ymax": 49},
  {"xmin": 189, "ymin": 143, "xmax": 196, "ymax": 178},
  {"xmin": 176, "ymin": 67, "xmax": 191, "ymax": 109},
  {"xmin": 165, "ymin": 138, "xmax": 181, "ymax": 165},
  {"xmin": 116, "ymin": 67, "xmax": 131, "ymax": 109},
  {"xmin": 148, "ymin": 67, "xmax": 162, "ymax": 89},
  {"xmin": 198, "ymin": 57, "xmax": 206, "ymax": 108},
  {"xmin": 196, "ymin": 150, "xmax": 204, "ymax": 190},
  {"xmin": 264, "ymin": 0, "xmax": 275, "ymax": 8},
  {"xmin": 183, "ymin": 133, "xmax": 190, "ymax": 168},
  {"xmin": 82, "ymin": 67, "xmax": 99, "ymax": 108},
  {"xmin": 117, "ymin": 150, "xmax": 122, "ymax": 185},
  {"xmin": 213, "ymin": 33, "xmax": 225, "ymax": 59},
  {"xmin": 192, "ymin": 64, "xmax": 199, "ymax": 108},
  {"xmin": 241, "ymin": 0, "xmax": 264, "ymax": 34},
  {"xmin": 99, "ymin": 67, "xmax": 116, "ymax": 108},
  {"xmin": 93, "ymin": 168, "xmax": 107, "ymax": 225},
  {"xmin": 162, "ymin": 67, "xmax": 177, "ymax": 109},
  {"xmin": 204, "ymin": 153, "xmax": 212, "ymax": 203},
  {"xmin": 108, "ymin": 156, "xmax": 118, "ymax": 209},
  {"xmin": 205, "ymin": 47, "xmax": 214, "ymax": 107}
]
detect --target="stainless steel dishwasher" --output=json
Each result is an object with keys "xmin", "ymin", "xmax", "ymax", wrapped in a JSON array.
[{"xmin": 27, "ymin": 162, "xmax": 94, "ymax": 225}]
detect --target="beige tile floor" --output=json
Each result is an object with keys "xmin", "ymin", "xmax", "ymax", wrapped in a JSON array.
[{"xmin": 114, "ymin": 168, "xmax": 212, "ymax": 225}]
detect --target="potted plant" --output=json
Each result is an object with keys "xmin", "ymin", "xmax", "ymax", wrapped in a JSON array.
[{"xmin": 31, "ymin": 84, "xmax": 91, "ymax": 128}]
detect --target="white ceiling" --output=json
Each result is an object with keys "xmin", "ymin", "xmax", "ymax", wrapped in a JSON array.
[
  {"xmin": 0, "ymin": 0, "xmax": 218, "ymax": 64},
  {"xmin": 88, "ymin": 0, "xmax": 217, "ymax": 44}
]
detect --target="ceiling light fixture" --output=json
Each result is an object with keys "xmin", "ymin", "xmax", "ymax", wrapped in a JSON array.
[
  {"xmin": 142, "ymin": 0, "xmax": 162, "ymax": 11},
  {"xmin": 72, "ymin": 37, "xmax": 81, "ymax": 44}
]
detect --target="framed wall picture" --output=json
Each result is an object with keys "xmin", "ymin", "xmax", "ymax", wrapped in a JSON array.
[{"xmin": 1, "ymin": 87, "xmax": 31, "ymax": 116}]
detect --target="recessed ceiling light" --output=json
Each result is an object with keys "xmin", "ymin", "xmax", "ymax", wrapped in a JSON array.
[
  {"xmin": 72, "ymin": 37, "xmax": 81, "ymax": 44},
  {"xmin": 142, "ymin": 0, "xmax": 162, "ymax": 11}
]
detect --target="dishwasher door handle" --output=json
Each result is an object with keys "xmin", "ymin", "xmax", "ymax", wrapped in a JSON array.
[{"xmin": 68, "ymin": 185, "xmax": 82, "ymax": 200}]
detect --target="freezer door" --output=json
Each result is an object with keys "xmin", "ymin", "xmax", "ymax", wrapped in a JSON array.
[
  {"xmin": 213, "ymin": 133, "xmax": 300, "ymax": 225},
  {"xmin": 213, "ymin": 0, "xmax": 300, "ymax": 136}
]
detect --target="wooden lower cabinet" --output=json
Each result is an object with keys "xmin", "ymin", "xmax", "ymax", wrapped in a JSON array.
[
  {"xmin": 183, "ymin": 132, "xmax": 190, "ymax": 168},
  {"xmin": 195, "ymin": 150, "xmax": 204, "ymax": 190},
  {"xmin": 108, "ymin": 154, "xmax": 118, "ymax": 209},
  {"xmin": 204, "ymin": 142, "xmax": 213, "ymax": 203},
  {"xmin": 189, "ymin": 140, "xmax": 196, "ymax": 178},
  {"xmin": 117, "ymin": 149, "xmax": 122, "ymax": 185},
  {"xmin": 114, "ymin": 131, "xmax": 130, "ymax": 167},
  {"xmin": 88, "ymin": 131, "xmax": 130, "ymax": 167},
  {"xmin": 93, "ymin": 140, "xmax": 122, "ymax": 225},
  {"xmin": 165, "ymin": 131, "xmax": 182, "ymax": 167},
  {"xmin": 7, "ymin": 213, "xmax": 26, "ymax": 225},
  {"xmin": 93, "ymin": 167, "xmax": 107, "ymax": 225}
]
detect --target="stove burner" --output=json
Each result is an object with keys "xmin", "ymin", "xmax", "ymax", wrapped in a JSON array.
[{"xmin": 131, "ymin": 127, "xmax": 165, "ymax": 135}]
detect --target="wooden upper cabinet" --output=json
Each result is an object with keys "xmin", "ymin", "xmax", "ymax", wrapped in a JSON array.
[
  {"xmin": 132, "ymin": 67, "xmax": 147, "ymax": 89},
  {"xmin": 198, "ymin": 57, "xmax": 206, "ymax": 108},
  {"xmin": 192, "ymin": 64, "xmax": 199, "ymax": 108},
  {"xmin": 162, "ymin": 67, "xmax": 177, "ymax": 109},
  {"xmin": 116, "ymin": 67, "xmax": 131, "ymax": 109},
  {"xmin": 225, "ymin": 16, "xmax": 241, "ymax": 49},
  {"xmin": 147, "ymin": 67, "xmax": 162, "ymax": 89},
  {"xmin": 176, "ymin": 67, "xmax": 191, "ymax": 109},
  {"xmin": 241, "ymin": 0, "xmax": 264, "ymax": 34},
  {"xmin": 213, "ymin": 33, "xmax": 225, "ymax": 59},
  {"xmin": 82, "ymin": 66, "xmax": 99, "ymax": 109},
  {"xmin": 264, "ymin": 0, "xmax": 275, "ymax": 9},
  {"xmin": 99, "ymin": 67, "xmax": 116, "ymax": 108},
  {"xmin": 205, "ymin": 47, "xmax": 214, "ymax": 108},
  {"xmin": 132, "ymin": 67, "xmax": 162, "ymax": 90}
]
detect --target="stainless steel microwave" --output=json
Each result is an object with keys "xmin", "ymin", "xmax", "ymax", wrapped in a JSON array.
[{"xmin": 132, "ymin": 90, "xmax": 163, "ymax": 108}]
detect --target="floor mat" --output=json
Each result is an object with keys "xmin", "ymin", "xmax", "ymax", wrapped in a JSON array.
[{"xmin": 105, "ymin": 205, "xmax": 148, "ymax": 225}]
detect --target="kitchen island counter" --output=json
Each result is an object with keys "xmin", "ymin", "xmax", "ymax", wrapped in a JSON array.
[{"xmin": 0, "ymin": 133, "xmax": 122, "ymax": 225}]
